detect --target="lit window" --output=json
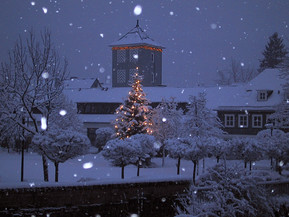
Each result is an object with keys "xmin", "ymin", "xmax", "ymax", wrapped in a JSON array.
[
  {"xmin": 225, "ymin": 114, "xmax": 235, "ymax": 127},
  {"xmin": 117, "ymin": 50, "xmax": 126, "ymax": 63},
  {"xmin": 117, "ymin": 70, "xmax": 126, "ymax": 83},
  {"xmin": 252, "ymin": 114, "xmax": 263, "ymax": 128},
  {"xmin": 238, "ymin": 114, "xmax": 248, "ymax": 128},
  {"xmin": 257, "ymin": 90, "xmax": 267, "ymax": 101}
]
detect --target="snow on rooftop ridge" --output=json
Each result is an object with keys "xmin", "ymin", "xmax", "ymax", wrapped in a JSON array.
[
  {"xmin": 110, "ymin": 20, "xmax": 164, "ymax": 48},
  {"xmin": 246, "ymin": 69, "xmax": 285, "ymax": 91}
]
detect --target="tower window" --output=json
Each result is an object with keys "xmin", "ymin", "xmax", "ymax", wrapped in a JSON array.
[
  {"xmin": 117, "ymin": 50, "xmax": 126, "ymax": 63},
  {"xmin": 151, "ymin": 53, "xmax": 154, "ymax": 63},
  {"xmin": 129, "ymin": 49, "xmax": 138, "ymax": 62},
  {"xmin": 117, "ymin": 70, "xmax": 126, "ymax": 83},
  {"xmin": 129, "ymin": 69, "xmax": 137, "ymax": 82}
]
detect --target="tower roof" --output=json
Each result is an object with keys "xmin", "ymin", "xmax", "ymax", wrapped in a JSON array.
[{"xmin": 110, "ymin": 20, "xmax": 165, "ymax": 48}]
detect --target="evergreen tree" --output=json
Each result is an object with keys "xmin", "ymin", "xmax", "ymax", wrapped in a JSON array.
[
  {"xmin": 151, "ymin": 98, "xmax": 184, "ymax": 166},
  {"xmin": 259, "ymin": 32, "xmax": 288, "ymax": 71},
  {"xmin": 185, "ymin": 92, "xmax": 224, "ymax": 137},
  {"xmin": 113, "ymin": 72, "xmax": 152, "ymax": 139}
]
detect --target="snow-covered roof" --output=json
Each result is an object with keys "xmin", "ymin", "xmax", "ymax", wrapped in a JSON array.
[
  {"xmin": 64, "ymin": 78, "xmax": 97, "ymax": 89},
  {"xmin": 245, "ymin": 69, "xmax": 286, "ymax": 91},
  {"xmin": 109, "ymin": 20, "xmax": 164, "ymax": 48},
  {"xmin": 64, "ymin": 69, "xmax": 286, "ymax": 112}
]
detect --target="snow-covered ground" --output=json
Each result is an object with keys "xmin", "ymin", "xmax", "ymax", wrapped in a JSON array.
[{"xmin": 0, "ymin": 148, "xmax": 286, "ymax": 189}]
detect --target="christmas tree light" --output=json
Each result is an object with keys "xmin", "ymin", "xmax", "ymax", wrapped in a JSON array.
[{"xmin": 113, "ymin": 70, "xmax": 153, "ymax": 139}]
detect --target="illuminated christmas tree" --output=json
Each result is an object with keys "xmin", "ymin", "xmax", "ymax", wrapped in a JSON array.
[{"xmin": 114, "ymin": 71, "xmax": 153, "ymax": 139}]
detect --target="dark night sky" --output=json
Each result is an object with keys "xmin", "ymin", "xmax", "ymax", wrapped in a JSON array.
[{"xmin": 1, "ymin": 0, "xmax": 289, "ymax": 87}]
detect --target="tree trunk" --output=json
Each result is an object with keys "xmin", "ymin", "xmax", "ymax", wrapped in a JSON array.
[
  {"xmin": 197, "ymin": 160, "xmax": 199, "ymax": 176},
  {"xmin": 177, "ymin": 157, "xmax": 181, "ymax": 175},
  {"xmin": 244, "ymin": 161, "xmax": 247, "ymax": 169},
  {"xmin": 193, "ymin": 161, "xmax": 197, "ymax": 185},
  {"xmin": 276, "ymin": 160, "xmax": 282, "ymax": 175},
  {"xmin": 121, "ymin": 165, "xmax": 125, "ymax": 179},
  {"xmin": 202, "ymin": 158, "xmax": 205, "ymax": 174},
  {"xmin": 217, "ymin": 156, "xmax": 220, "ymax": 163},
  {"xmin": 270, "ymin": 157, "xmax": 273, "ymax": 170},
  {"xmin": 21, "ymin": 142, "xmax": 24, "ymax": 182},
  {"xmin": 42, "ymin": 155, "xmax": 49, "ymax": 182},
  {"xmin": 162, "ymin": 146, "xmax": 165, "ymax": 167},
  {"xmin": 137, "ymin": 158, "xmax": 140, "ymax": 177},
  {"xmin": 54, "ymin": 162, "xmax": 59, "ymax": 182},
  {"xmin": 249, "ymin": 161, "xmax": 252, "ymax": 171}
]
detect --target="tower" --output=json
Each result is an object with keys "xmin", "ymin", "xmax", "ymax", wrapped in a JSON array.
[{"xmin": 110, "ymin": 20, "xmax": 165, "ymax": 87}]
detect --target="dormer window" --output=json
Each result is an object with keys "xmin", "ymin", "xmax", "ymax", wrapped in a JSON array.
[{"xmin": 257, "ymin": 90, "xmax": 268, "ymax": 101}]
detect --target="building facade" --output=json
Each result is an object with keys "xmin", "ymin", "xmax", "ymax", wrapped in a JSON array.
[{"xmin": 110, "ymin": 20, "xmax": 165, "ymax": 87}]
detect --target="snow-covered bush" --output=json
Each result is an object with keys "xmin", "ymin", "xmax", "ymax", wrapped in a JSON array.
[
  {"xmin": 176, "ymin": 163, "xmax": 275, "ymax": 217},
  {"xmin": 205, "ymin": 137, "xmax": 228, "ymax": 163},
  {"xmin": 102, "ymin": 138, "xmax": 138, "ymax": 179},
  {"xmin": 257, "ymin": 129, "xmax": 289, "ymax": 174},
  {"xmin": 165, "ymin": 138, "xmax": 188, "ymax": 175},
  {"xmin": 31, "ymin": 128, "xmax": 90, "ymax": 182},
  {"xmin": 94, "ymin": 127, "xmax": 114, "ymax": 151},
  {"xmin": 129, "ymin": 134, "xmax": 156, "ymax": 176},
  {"xmin": 228, "ymin": 137, "xmax": 263, "ymax": 170}
]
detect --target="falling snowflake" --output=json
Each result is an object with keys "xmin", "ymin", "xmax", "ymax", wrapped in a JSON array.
[
  {"xmin": 99, "ymin": 67, "xmax": 105, "ymax": 73},
  {"xmin": 31, "ymin": 2, "xmax": 35, "ymax": 6},
  {"xmin": 100, "ymin": 33, "xmax": 104, "ymax": 38},
  {"xmin": 131, "ymin": 214, "xmax": 139, "ymax": 217},
  {"xmin": 83, "ymin": 162, "xmax": 93, "ymax": 169},
  {"xmin": 42, "ymin": 72, "xmax": 49, "ymax": 79},
  {"xmin": 181, "ymin": 168, "xmax": 185, "ymax": 171},
  {"xmin": 41, "ymin": 117, "xmax": 47, "ymax": 130},
  {"xmin": 59, "ymin": 109, "xmax": 67, "ymax": 116},
  {"xmin": 162, "ymin": 117, "xmax": 167, "ymax": 122},
  {"xmin": 133, "ymin": 5, "xmax": 142, "ymax": 16},
  {"xmin": 169, "ymin": 11, "xmax": 174, "ymax": 15},
  {"xmin": 193, "ymin": 190, "xmax": 197, "ymax": 194},
  {"xmin": 279, "ymin": 161, "xmax": 284, "ymax": 167},
  {"xmin": 210, "ymin": 23, "xmax": 217, "ymax": 30},
  {"xmin": 195, "ymin": 7, "xmax": 200, "ymax": 11},
  {"xmin": 181, "ymin": 89, "xmax": 185, "ymax": 94},
  {"xmin": 241, "ymin": 62, "xmax": 245, "ymax": 67},
  {"xmin": 73, "ymin": 174, "xmax": 77, "ymax": 177},
  {"xmin": 133, "ymin": 54, "xmax": 139, "ymax": 59},
  {"xmin": 78, "ymin": 158, "xmax": 82, "ymax": 162},
  {"xmin": 42, "ymin": 7, "xmax": 48, "ymax": 14},
  {"xmin": 161, "ymin": 197, "xmax": 166, "ymax": 202},
  {"xmin": 29, "ymin": 182, "xmax": 35, "ymax": 187},
  {"xmin": 222, "ymin": 57, "xmax": 226, "ymax": 60}
]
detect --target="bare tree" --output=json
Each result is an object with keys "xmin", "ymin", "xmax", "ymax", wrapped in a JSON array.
[
  {"xmin": 217, "ymin": 58, "xmax": 259, "ymax": 85},
  {"xmin": 0, "ymin": 29, "xmax": 69, "ymax": 182}
]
